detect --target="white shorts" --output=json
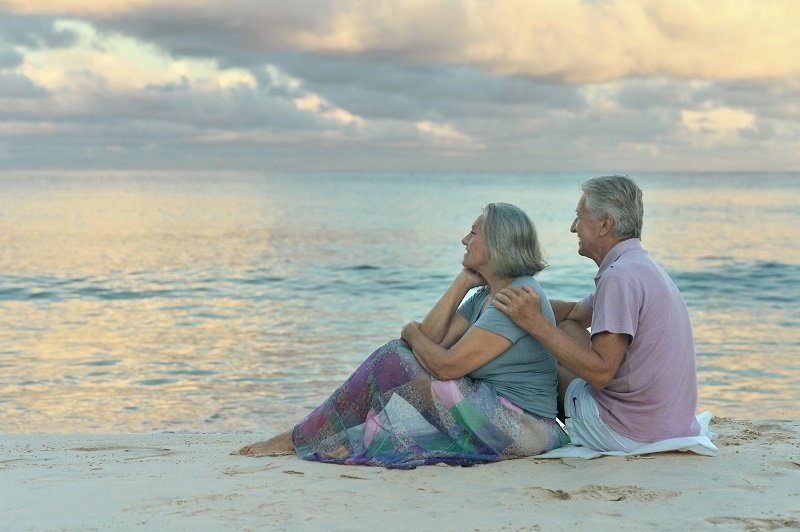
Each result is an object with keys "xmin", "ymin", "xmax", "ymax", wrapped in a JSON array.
[{"xmin": 564, "ymin": 379, "xmax": 645, "ymax": 453}]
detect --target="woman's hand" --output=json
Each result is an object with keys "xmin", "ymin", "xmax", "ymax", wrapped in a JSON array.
[
  {"xmin": 457, "ymin": 268, "xmax": 487, "ymax": 289},
  {"xmin": 401, "ymin": 320, "xmax": 422, "ymax": 346}
]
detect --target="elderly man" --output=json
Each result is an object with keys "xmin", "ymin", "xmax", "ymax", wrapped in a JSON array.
[{"xmin": 494, "ymin": 175, "xmax": 700, "ymax": 452}]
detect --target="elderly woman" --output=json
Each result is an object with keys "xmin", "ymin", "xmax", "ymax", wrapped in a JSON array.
[{"xmin": 237, "ymin": 203, "xmax": 565, "ymax": 468}]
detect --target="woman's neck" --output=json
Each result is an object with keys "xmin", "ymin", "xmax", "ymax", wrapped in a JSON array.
[{"xmin": 482, "ymin": 272, "xmax": 514, "ymax": 297}]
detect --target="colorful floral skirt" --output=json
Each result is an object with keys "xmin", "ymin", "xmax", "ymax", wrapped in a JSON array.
[{"xmin": 291, "ymin": 339, "xmax": 564, "ymax": 469}]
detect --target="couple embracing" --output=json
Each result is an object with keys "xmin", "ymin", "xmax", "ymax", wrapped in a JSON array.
[{"xmin": 237, "ymin": 175, "xmax": 700, "ymax": 469}]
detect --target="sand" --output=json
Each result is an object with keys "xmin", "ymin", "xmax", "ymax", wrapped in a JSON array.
[{"xmin": 2, "ymin": 417, "xmax": 799, "ymax": 531}]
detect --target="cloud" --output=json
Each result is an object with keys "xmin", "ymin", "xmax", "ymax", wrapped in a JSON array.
[
  {"xmin": 15, "ymin": 19, "xmax": 262, "ymax": 95},
  {"xmin": 0, "ymin": 0, "xmax": 159, "ymax": 16},
  {"xmin": 682, "ymin": 106, "xmax": 756, "ymax": 138},
  {"xmin": 264, "ymin": 65, "xmax": 365, "ymax": 128},
  {"xmin": 10, "ymin": 19, "xmax": 364, "ymax": 131},
  {"xmin": 0, "ymin": 7, "xmax": 79, "ymax": 49},
  {"xmin": 711, "ymin": 79, "xmax": 800, "ymax": 124},
  {"xmin": 0, "ymin": 71, "xmax": 47, "ymax": 97},
  {"xmin": 0, "ymin": 1, "xmax": 798, "ymax": 172},
  {"xmin": 0, "ymin": 41, "xmax": 23, "ymax": 68},
  {"xmin": 265, "ymin": 54, "xmax": 588, "ymax": 125},
  {"xmin": 416, "ymin": 120, "xmax": 480, "ymax": 150},
  {"xmin": 4, "ymin": 0, "xmax": 798, "ymax": 82}
]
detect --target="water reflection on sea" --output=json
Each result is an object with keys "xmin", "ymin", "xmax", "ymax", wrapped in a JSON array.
[{"xmin": 0, "ymin": 172, "xmax": 797, "ymax": 433}]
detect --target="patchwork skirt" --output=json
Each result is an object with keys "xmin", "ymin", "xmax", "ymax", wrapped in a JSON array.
[{"xmin": 291, "ymin": 339, "xmax": 564, "ymax": 469}]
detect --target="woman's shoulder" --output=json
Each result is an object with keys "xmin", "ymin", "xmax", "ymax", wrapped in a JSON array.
[
  {"xmin": 510, "ymin": 275, "xmax": 541, "ymax": 289},
  {"xmin": 510, "ymin": 276, "xmax": 552, "ymax": 309},
  {"xmin": 473, "ymin": 285, "xmax": 491, "ymax": 299},
  {"xmin": 462, "ymin": 285, "xmax": 490, "ymax": 308}
]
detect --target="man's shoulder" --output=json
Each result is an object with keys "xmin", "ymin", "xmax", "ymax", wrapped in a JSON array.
[
  {"xmin": 596, "ymin": 254, "xmax": 657, "ymax": 298},
  {"xmin": 608, "ymin": 247, "xmax": 661, "ymax": 276}
]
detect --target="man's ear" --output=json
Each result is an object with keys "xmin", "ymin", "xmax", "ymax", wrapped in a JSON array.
[{"xmin": 599, "ymin": 215, "xmax": 614, "ymax": 236}]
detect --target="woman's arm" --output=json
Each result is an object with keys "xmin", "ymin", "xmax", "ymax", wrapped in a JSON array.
[
  {"xmin": 419, "ymin": 269, "xmax": 485, "ymax": 345},
  {"xmin": 564, "ymin": 299, "xmax": 592, "ymax": 329},
  {"xmin": 401, "ymin": 321, "xmax": 511, "ymax": 380}
]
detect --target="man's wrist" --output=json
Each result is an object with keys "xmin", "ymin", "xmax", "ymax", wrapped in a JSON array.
[{"xmin": 521, "ymin": 313, "xmax": 552, "ymax": 339}]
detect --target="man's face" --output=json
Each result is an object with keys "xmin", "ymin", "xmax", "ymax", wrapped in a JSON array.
[{"xmin": 570, "ymin": 194, "xmax": 604, "ymax": 261}]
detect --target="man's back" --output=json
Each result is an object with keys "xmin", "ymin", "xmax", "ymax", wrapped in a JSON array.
[{"xmin": 588, "ymin": 239, "xmax": 701, "ymax": 441}]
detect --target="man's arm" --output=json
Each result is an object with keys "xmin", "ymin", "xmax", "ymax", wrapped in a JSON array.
[{"xmin": 495, "ymin": 286, "xmax": 627, "ymax": 389}]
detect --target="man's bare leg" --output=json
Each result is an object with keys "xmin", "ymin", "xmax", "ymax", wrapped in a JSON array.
[{"xmin": 235, "ymin": 430, "xmax": 294, "ymax": 457}]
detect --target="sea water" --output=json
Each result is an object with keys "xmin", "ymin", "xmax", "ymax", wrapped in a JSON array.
[{"xmin": 0, "ymin": 172, "xmax": 798, "ymax": 433}]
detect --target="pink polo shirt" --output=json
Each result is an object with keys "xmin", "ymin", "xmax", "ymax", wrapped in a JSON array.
[{"xmin": 583, "ymin": 239, "xmax": 700, "ymax": 442}]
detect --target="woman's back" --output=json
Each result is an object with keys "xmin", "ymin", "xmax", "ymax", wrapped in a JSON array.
[{"xmin": 458, "ymin": 276, "xmax": 558, "ymax": 418}]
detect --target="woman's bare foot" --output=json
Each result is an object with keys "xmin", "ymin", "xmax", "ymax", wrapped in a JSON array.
[{"xmin": 235, "ymin": 431, "xmax": 295, "ymax": 457}]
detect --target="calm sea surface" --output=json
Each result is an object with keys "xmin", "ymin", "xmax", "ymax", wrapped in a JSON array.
[{"xmin": 1, "ymin": 172, "xmax": 798, "ymax": 433}]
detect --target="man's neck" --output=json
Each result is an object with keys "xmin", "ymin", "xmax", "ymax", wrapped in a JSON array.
[{"xmin": 593, "ymin": 237, "xmax": 628, "ymax": 267}]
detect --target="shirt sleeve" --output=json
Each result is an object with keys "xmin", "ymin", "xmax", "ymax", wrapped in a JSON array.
[
  {"xmin": 471, "ymin": 278, "xmax": 551, "ymax": 343},
  {"xmin": 590, "ymin": 274, "xmax": 639, "ymax": 339},
  {"xmin": 472, "ymin": 305, "xmax": 527, "ymax": 343},
  {"xmin": 457, "ymin": 287, "xmax": 483, "ymax": 321}
]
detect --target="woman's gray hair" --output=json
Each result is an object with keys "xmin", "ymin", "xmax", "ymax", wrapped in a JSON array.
[
  {"xmin": 581, "ymin": 175, "xmax": 644, "ymax": 239},
  {"xmin": 482, "ymin": 202, "xmax": 547, "ymax": 278}
]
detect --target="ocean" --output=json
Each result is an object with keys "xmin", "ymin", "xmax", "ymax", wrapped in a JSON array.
[{"xmin": 1, "ymin": 172, "xmax": 798, "ymax": 433}]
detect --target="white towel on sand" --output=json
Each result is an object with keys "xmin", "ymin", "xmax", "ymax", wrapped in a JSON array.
[{"xmin": 538, "ymin": 411, "xmax": 718, "ymax": 459}]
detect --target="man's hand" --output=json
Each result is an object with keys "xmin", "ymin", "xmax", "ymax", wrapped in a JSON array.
[{"xmin": 494, "ymin": 285, "xmax": 548, "ymax": 335}]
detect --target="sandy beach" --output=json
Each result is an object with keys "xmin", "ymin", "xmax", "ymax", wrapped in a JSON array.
[{"xmin": 2, "ymin": 417, "xmax": 798, "ymax": 531}]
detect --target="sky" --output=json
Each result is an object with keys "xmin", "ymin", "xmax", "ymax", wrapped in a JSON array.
[{"xmin": 1, "ymin": 0, "xmax": 798, "ymax": 173}]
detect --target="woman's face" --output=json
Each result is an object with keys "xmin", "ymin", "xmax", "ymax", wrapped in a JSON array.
[{"xmin": 461, "ymin": 214, "xmax": 489, "ymax": 272}]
